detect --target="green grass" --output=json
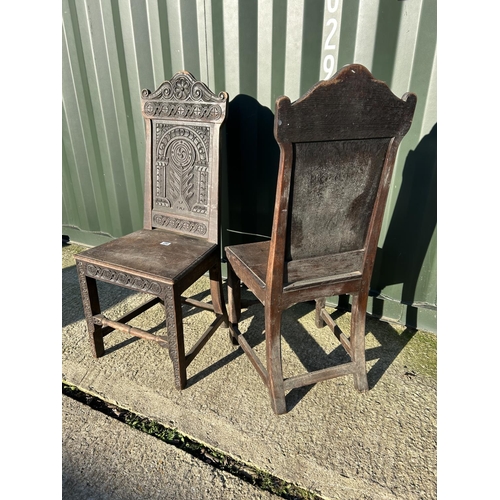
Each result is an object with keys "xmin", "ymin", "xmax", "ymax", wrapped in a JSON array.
[
  {"xmin": 63, "ymin": 382, "xmax": 324, "ymax": 500},
  {"xmin": 397, "ymin": 330, "xmax": 437, "ymax": 379}
]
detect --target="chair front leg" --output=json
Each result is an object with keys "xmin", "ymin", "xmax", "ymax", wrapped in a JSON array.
[
  {"xmin": 265, "ymin": 304, "xmax": 287, "ymax": 415},
  {"xmin": 350, "ymin": 291, "xmax": 369, "ymax": 392},
  {"xmin": 76, "ymin": 261, "xmax": 104, "ymax": 358},
  {"xmin": 164, "ymin": 285, "xmax": 187, "ymax": 390}
]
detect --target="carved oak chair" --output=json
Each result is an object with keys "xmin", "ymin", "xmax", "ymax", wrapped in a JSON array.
[
  {"xmin": 75, "ymin": 71, "xmax": 229, "ymax": 390},
  {"xmin": 225, "ymin": 64, "xmax": 417, "ymax": 414}
]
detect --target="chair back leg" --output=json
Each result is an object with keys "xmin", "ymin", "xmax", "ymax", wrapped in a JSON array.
[
  {"xmin": 350, "ymin": 292, "xmax": 369, "ymax": 392},
  {"xmin": 265, "ymin": 305, "xmax": 287, "ymax": 415}
]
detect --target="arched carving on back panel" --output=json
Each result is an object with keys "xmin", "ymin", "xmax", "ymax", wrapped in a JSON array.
[
  {"xmin": 142, "ymin": 71, "xmax": 228, "ymax": 239},
  {"xmin": 153, "ymin": 124, "xmax": 210, "ymax": 217}
]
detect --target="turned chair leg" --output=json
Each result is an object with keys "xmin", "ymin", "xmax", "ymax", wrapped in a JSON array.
[
  {"xmin": 76, "ymin": 261, "xmax": 105, "ymax": 358},
  {"xmin": 265, "ymin": 305, "xmax": 287, "ymax": 415},
  {"xmin": 350, "ymin": 292, "xmax": 369, "ymax": 392},
  {"xmin": 164, "ymin": 286, "xmax": 187, "ymax": 390}
]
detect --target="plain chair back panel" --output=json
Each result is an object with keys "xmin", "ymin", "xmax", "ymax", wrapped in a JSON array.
[{"xmin": 286, "ymin": 138, "xmax": 390, "ymax": 260}]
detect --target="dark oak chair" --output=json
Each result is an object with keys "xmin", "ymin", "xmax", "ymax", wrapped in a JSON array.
[
  {"xmin": 225, "ymin": 64, "xmax": 417, "ymax": 414},
  {"xmin": 75, "ymin": 71, "xmax": 229, "ymax": 390}
]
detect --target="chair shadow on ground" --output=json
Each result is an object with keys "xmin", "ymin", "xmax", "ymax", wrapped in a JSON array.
[
  {"xmin": 187, "ymin": 284, "xmax": 418, "ymax": 410},
  {"xmin": 63, "ymin": 247, "xmax": 416, "ymax": 402},
  {"xmin": 224, "ymin": 296, "xmax": 417, "ymax": 412}
]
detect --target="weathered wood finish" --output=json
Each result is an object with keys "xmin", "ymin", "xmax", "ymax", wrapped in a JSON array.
[
  {"xmin": 75, "ymin": 72, "xmax": 229, "ymax": 390},
  {"xmin": 225, "ymin": 64, "xmax": 416, "ymax": 414},
  {"xmin": 286, "ymin": 138, "xmax": 390, "ymax": 260}
]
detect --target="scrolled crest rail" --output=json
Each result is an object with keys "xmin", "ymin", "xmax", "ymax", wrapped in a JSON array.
[{"xmin": 142, "ymin": 71, "xmax": 227, "ymax": 123}]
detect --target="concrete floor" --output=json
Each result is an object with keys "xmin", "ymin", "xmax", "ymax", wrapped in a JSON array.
[{"xmin": 62, "ymin": 242, "xmax": 436, "ymax": 500}]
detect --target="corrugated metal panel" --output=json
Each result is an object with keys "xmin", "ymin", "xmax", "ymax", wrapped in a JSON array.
[{"xmin": 62, "ymin": 0, "xmax": 437, "ymax": 332}]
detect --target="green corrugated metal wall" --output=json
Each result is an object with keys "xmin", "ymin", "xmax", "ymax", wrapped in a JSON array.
[{"xmin": 62, "ymin": 0, "xmax": 437, "ymax": 332}]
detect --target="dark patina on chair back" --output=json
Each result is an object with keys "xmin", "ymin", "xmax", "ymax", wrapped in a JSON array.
[
  {"xmin": 141, "ymin": 71, "xmax": 228, "ymax": 243},
  {"xmin": 276, "ymin": 63, "xmax": 416, "ymax": 268}
]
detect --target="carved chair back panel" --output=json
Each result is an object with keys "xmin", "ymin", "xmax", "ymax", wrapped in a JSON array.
[
  {"xmin": 151, "ymin": 120, "xmax": 214, "ymax": 236},
  {"xmin": 141, "ymin": 72, "xmax": 228, "ymax": 243},
  {"xmin": 286, "ymin": 138, "xmax": 391, "ymax": 261}
]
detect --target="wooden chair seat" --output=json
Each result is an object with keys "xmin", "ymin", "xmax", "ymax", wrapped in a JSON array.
[
  {"xmin": 226, "ymin": 241, "xmax": 363, "ymax": 305},
  {"xmin": 78, "ymin": 229, "xmax": 219, "ymax": 286}
]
